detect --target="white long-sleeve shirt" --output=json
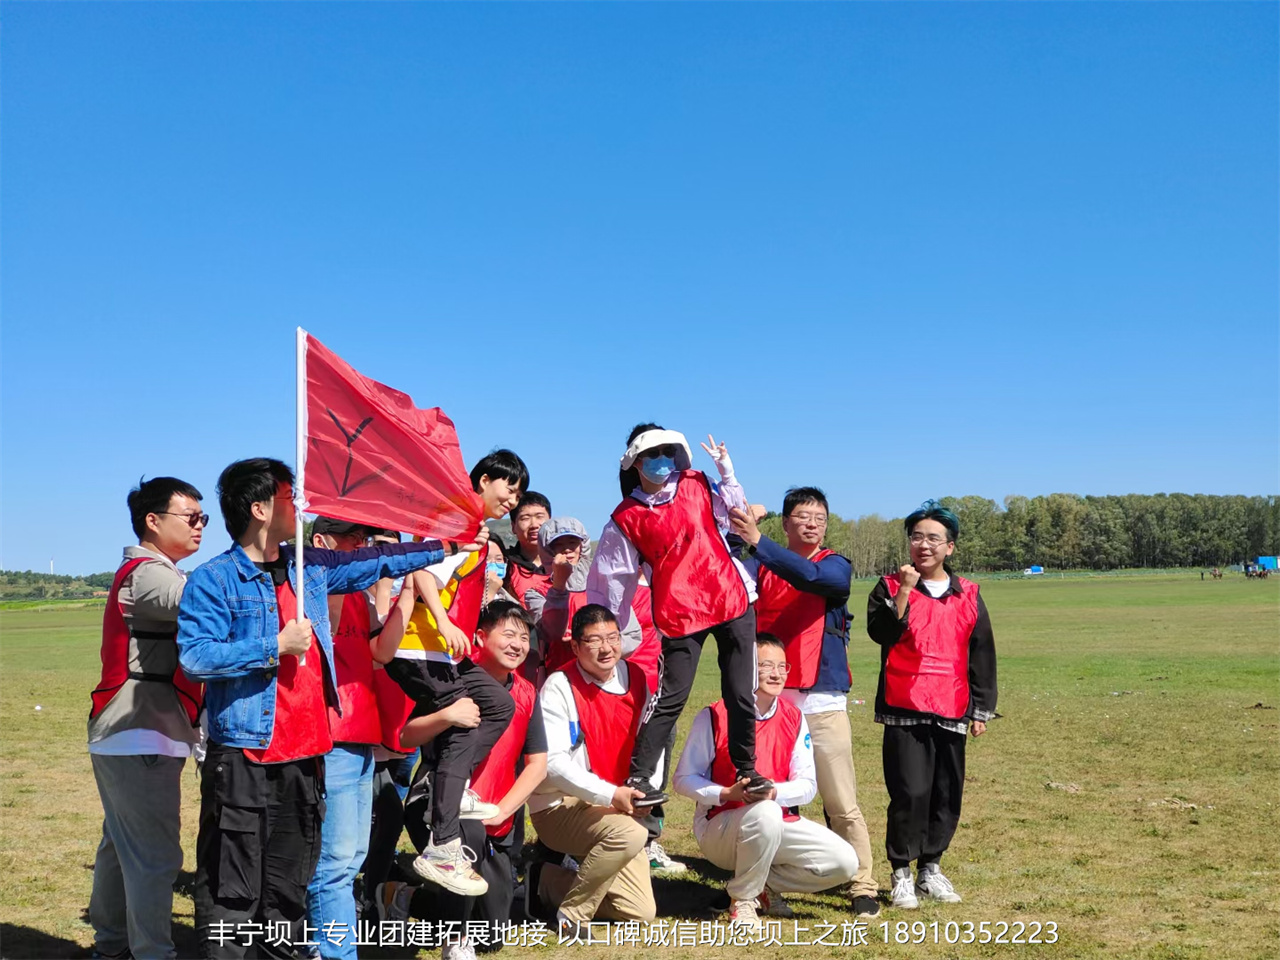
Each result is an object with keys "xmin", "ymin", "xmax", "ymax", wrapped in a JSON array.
[
  {"xmin": 673, "ymin": 696, "xmax": 816, "ymax": 841},
  {"xmin": 529, "ymin": 660, "xmax": 662, "ymax": 815},
  {"xmin": 586, "ymin": 455, "xmax": 756, "ymax": 633}
]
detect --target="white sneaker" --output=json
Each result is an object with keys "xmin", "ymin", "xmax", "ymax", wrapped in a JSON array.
[
  {"xmin": 413, "ymin": 837, "xmax": 489, "ymax": 896},
  {"xmin": 373, "ymin": 880, "xmax": 413, "ymax": 922},
  {"xmin": 647, "ymin": 840, "xmax": 687, "ymax": 875},
  {"xmin": 916, "ymin": 863, "xmax": 962, "ymax": 903},
  {"xmin": 890, "ymin": 867, "xmax": 919, "ymax": 909},
  {"xmin": 728, "ymin": 898, "xmax": 762, "ymax": 936},
  {"xmin": 459, "ymin": 788, "xmax": 501, "ymax": 821},
  {"xmin": 442, "ymin": 938, "xmax": 476, "ymax": 960},
  {"xmin": 758, "ymin": 885, "xmax": 793, "ymax": 918}
]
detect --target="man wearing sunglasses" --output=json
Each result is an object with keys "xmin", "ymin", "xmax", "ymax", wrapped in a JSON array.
[
  {"xmin": 673, "ymin": 634, "xmax": 858, "ymax": 936},
  {"xmin": 88, "ymin": 476, "xmax": 208, "ymax": 960},
  {"xmin": 730, "ymin": 486, "xmax": 879, "ymax": 918}
]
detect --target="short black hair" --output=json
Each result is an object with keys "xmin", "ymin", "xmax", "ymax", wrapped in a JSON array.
[
  {"xmin": 571, "ymin": 603, "xmax": 618, "ymax": 642},
  {"xmin": 470, "ymin": 449, "xmax": 529, "ymax": 496},
  {"xmin": 782, "ymin": 486, "xmax": 828, "ymax": 518},
  {"xmin": 218, "ymin": 458, "xmax": 294, "ymax": 540},
  {"xmin": 477, "ymin": 600, "xmax": 534, "ymax": 636},
  {"xmin": 756, "ymin": 632, "xmax": 786, "ymax": 654},
  {"xmin": 513, "ymin": 491, "xmax": 551, "ymax": 522},
  {"xmin": 903, "ymin": 499, "xmax": 960, "ymax": 542},
  {"xmin": 127, "ymin": 476, "xmax": 203, "ymax": 540},
  {"xmin": 619, "ymin": 422, "xmax": 664, "ymax": 498}
]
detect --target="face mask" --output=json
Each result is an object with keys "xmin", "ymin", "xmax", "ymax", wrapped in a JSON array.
[
  {"xmin": 639, "ymin": 455, "xmax": 676, "ymax": 483},
  {"xmin": 487, "ymin": 562, "xmax": 508, "ymax": 580}
]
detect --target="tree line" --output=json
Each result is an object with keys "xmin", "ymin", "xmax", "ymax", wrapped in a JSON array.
[{"xmin": 757, "ymin": 493, "xmax": 1280, "ymax": 578}]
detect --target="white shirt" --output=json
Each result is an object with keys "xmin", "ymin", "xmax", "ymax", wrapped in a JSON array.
[
  {"xmin": 673, "ymin": 696, "xmax": 816, "ymax": 841},
  {"xmin": 923, "ymin": 576, "xmax": 951, "ymax": 598},
  {"xmin": 586, "ymin": 455, "xmax": 756, "ymax": 633},
  {"xmin": 782, "ymin": 688, "xmax": 848, "ymax": 717},
  {"xmin": 530, "ymin": 660, "xmax": 661, "ymax": 814}
]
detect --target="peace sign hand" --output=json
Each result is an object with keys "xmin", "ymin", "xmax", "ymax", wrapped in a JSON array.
[{"xmin": 700, "ymin": 434, "xmax": 728, "ymax": 463}]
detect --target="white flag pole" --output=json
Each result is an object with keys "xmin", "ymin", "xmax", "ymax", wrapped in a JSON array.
[{"xmin": 295, "ymin": 327, "xmax": 309, "ymax": 666}]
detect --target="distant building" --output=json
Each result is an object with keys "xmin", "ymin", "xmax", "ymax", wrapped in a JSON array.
[{"xmin": 1258, "ymin": 556, "xmax": 1278, "ymax": 571}]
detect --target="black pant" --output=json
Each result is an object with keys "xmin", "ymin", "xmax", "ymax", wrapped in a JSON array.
[
  {"xmin": 194, "ymin": 744, "xmax": 325, "ymax": 960},
  {"xmin": 882, "ymin": 723, "xmax": 967, "ymax": 870},
  {"xmin": 405, "ymin": 792, "xmax": 517, "ymax": 952},
  {"xmin": 629, "ymin": 608, "xmax": 758, "ymax": 782},
  {"xmin": 388, "ymin": 657, "xmax": 514, "ymax": 845},
  {"xmin": 361, "ymin": 750, "xmax": 418, "ymax": 895}
]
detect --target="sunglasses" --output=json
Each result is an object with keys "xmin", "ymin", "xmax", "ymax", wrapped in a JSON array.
[
  {"xmin": 158, "ymin": 512, "xmax": 210, "ymax": 529},
  {"xmin": 642, "ymin": 444, "xmax": 680, "ymax": 460}
]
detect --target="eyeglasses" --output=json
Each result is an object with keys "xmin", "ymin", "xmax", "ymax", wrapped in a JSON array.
[
  {"xmin": 757, "ymin": 661, "xmax": 791, "ymax": 677},
  {"xmin": 786, "ymin": 513, "xmax": 828, "ymax": 527},
  {"xmin": 577, "ymin": 633, "xmax": 622, "ymax": 650},
  {"xmin": 909, "ymin": 533, "xmax": 949, "ymax": 546},
  {"xmin": 158, "ymin": 512, "xmax": 210, "ymax": 528}
]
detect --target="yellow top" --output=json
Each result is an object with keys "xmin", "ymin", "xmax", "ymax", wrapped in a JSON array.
[{"xmin": 397, "ymin": 549, "xmax": 484, "ymax": 658}]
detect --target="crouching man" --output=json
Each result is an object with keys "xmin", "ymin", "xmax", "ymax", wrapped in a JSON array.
[
  {"xmin": 673, "ymin": 634, "xmax": 859, "ymax": 934},
  {"xmin": 527, "ymin": 604, "xmax": 658, "ymax": 939}
]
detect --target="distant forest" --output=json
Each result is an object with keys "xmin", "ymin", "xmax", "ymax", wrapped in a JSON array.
[
  {"xmin": 757, "ymin": 492, "xmax": 1280, "ymax": 579},
  {"xmin": 4, "ymin": 492, "xmax": 1275, "ymax": 599}
]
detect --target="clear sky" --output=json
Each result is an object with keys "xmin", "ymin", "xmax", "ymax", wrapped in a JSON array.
[{"xmin": 2, "ymin": 2, "xmax": 1276, "ymax": 575}]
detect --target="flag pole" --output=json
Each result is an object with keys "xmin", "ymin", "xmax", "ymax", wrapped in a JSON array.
[{"xmin": 295, "ymin": 327, "xmax": 308, "ymax": 665}]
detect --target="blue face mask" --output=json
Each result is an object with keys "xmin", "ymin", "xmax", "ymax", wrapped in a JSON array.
[
  {"xmin": 639, "ymin": 455, "xmax": 676, "ymax": 484},
  {"xmin": 487, "ymin": 562, "xmax": 507, "ymax": 579}
]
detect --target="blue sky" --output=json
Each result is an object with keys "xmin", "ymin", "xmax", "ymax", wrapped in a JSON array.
[{"xmin": 3, "ymin": 2, "xmax": 1276, "ymax": 575}]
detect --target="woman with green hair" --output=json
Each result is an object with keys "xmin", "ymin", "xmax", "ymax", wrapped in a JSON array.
[{"xmin": 866, "ymin": 501, "xmax": 998, "ymax": 910}]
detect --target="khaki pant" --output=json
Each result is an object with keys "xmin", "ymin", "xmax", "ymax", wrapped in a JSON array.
[
  {"xmin": 806, "ymin": 708, "xmax": 876, "ymax": 897},
  {"xmin": 530, "ymin": 798, "xmax": 656, "ymax": 925}
]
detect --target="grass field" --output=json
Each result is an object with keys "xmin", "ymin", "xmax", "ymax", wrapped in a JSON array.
[{"xmin": 1, "ymin": 574, "xmax": 1277, "ymax": 959}]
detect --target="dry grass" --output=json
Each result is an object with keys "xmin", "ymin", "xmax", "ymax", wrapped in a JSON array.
[{"xmin": 1, "ymin": 574, "xmax": 1277, "ymax": 959}]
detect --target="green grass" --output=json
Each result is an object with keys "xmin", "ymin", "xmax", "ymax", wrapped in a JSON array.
[{"xmin": 1, "ymin": 573, "xmax": 1277, "ymax": 959}]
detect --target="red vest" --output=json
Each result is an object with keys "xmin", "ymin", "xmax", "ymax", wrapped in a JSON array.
[
  {"xmin": 327, "ymin": 592, "xmax": 382, "ymax": 745},
  {"xmin": 244, "ymin": 579, "xmax": 333, "ymax": 763},
  {"xmin": 540, "ymin": 590, "xmax": 587, "ymax": 676},
  {"xmin": 754, "ymin": 549, "xmax": 848, "ymax": 690},
  {"xmin": 564, "ymin": 663, "xmax": 647, "ymax": 786},
  {"xmin": 374, "ymin": 665, "xmax": 415, "ymax": 754},
  {"xmin": 450, "ymin": 553, "xmax": 489, "ymax": 649},
  {"xmin": 882, "ymin": 574, "xmax": 980, "ymax": 720},
  {"xmin": 610, "ymin": 471, "xmax": 748, "ymax": 638},
  {"xmin": 707, "ymin": 697, "xmax": 803, "ymax": 821},
  {"xmin": 507, "ymin": 563, "xmax": 551, "ymax": 609},
  {"xmin": 626, "ymin": 584, "xmax": 662, "ymax": 694},
  {"xmin": 469, "ymin": 671, "xmax": 537, "ymax": 837},
  {"xmin": 91, "ymin": 556, "xmax": 203, "ymax": 725}
]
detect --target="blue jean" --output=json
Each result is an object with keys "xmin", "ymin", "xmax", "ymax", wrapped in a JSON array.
[{"xmin": 306, "ymin": 744, "xmax": 374, "ymax": 960}]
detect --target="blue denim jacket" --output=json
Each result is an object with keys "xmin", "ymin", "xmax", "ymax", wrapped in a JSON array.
[{"xmin": 177, "ymin": 540, "xmax": 444, "ymax": 749}]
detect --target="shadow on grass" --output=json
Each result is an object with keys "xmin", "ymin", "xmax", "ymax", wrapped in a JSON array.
[{"xmin": 1, "ymin": 923, "xmax": 89, "ymax": 959}]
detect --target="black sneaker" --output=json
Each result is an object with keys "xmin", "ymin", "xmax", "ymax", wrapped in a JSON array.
[
  {"xmin": 852, "ymin": 894, "xmax": 881, "ymax": 918},
  {"xmin": 624, "ymin": 776, "xmax": 668, "ymax": 808},
  {"xmin": 740, "ymin": 771, "xmax": 774, "ymax": 797}
]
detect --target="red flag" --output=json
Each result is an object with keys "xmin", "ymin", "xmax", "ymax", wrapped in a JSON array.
[{"xmin": 303, "ymin": 333, "xmax": 483, "ymax": 541}]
